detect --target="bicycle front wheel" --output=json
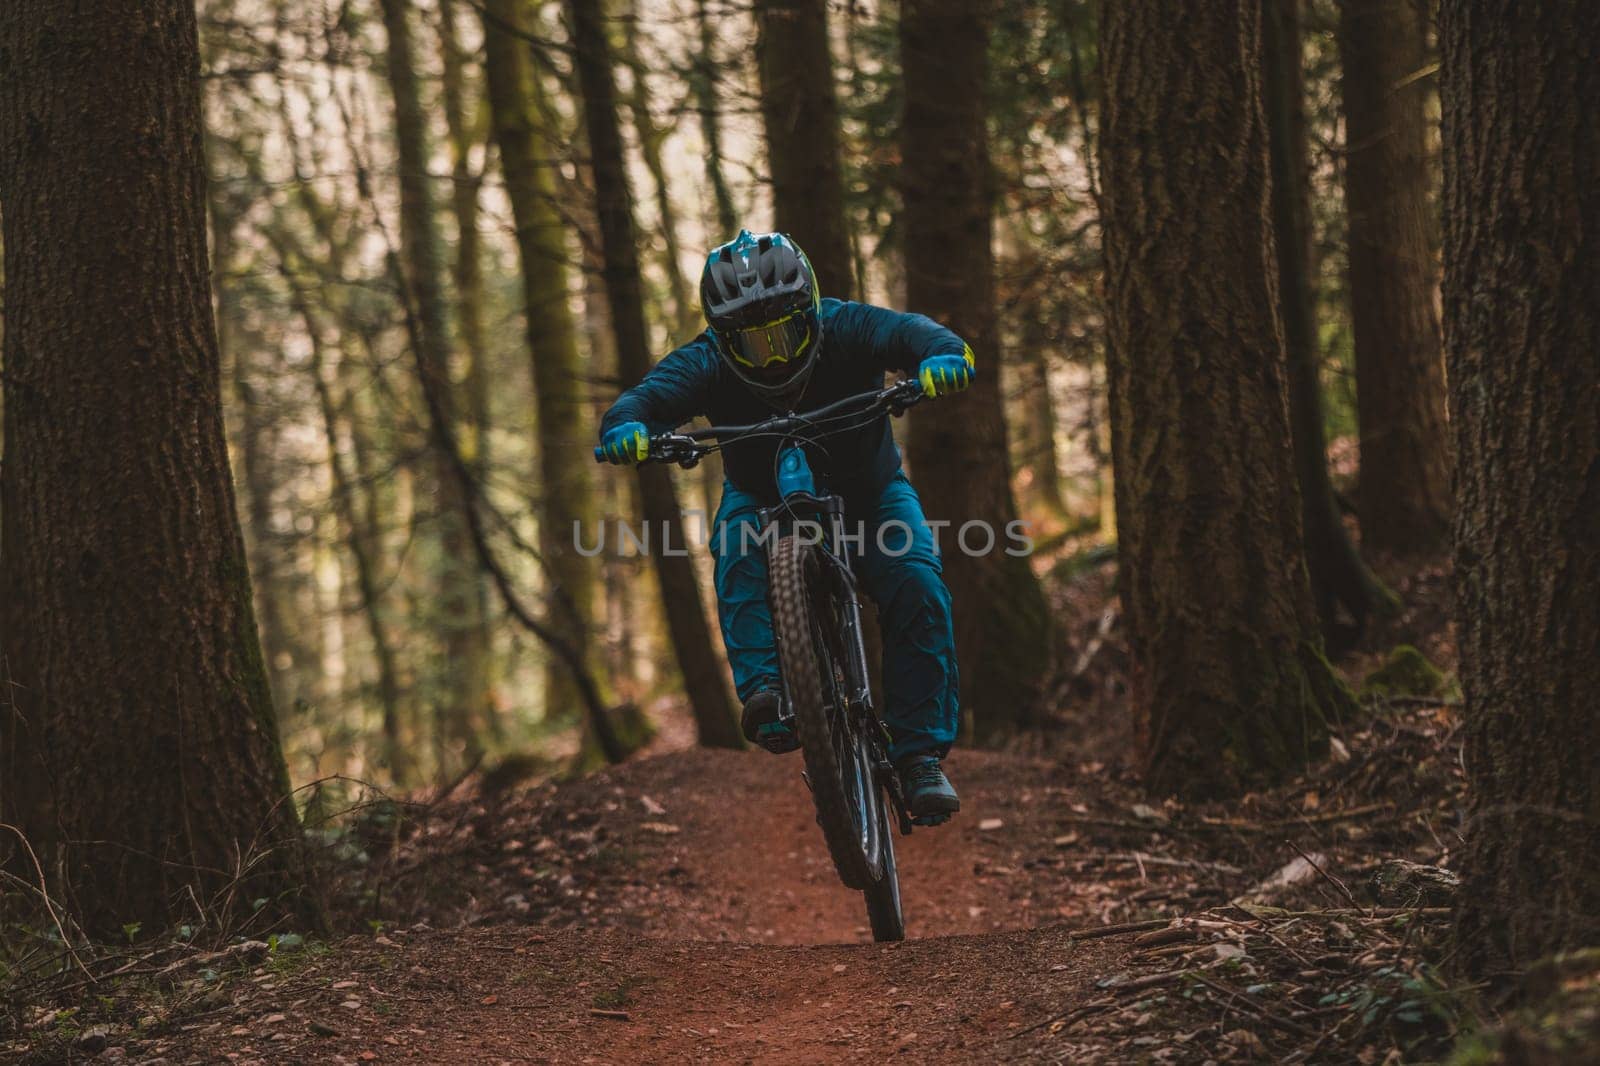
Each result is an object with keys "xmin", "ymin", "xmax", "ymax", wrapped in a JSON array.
[
  {"xmin": 862, "ymin": 777, "xmax": 905, "ymax": 941},
  {"xmin": 768, "ymin": 534, "xmax": 886, "ymax": 892}
]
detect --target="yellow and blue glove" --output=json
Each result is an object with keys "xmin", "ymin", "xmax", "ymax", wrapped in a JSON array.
[
  {"xmin": 917, "ymin": 347, "xmax": 976, "ymax": 398},
  {"xmin": 598, "ymin": 420, "xmax": 649, "ymax": 465}
]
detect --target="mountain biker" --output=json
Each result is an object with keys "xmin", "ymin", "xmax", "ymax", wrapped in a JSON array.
[{"xmin": 597, "ymin": 230, "xmax": 969, "ymax": 824}]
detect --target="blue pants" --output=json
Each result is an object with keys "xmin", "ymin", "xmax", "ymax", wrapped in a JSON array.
[{"xmin": 709, "ymin": 471, "xmax": 959, "ymax": 763}]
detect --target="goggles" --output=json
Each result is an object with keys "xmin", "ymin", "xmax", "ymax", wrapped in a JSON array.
[{"xmin": 722, "ymin": 309, "xmax": 815, "ymax": 376}]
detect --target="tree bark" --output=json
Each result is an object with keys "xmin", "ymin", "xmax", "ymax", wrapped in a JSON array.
[
  {"xmin": 567, "ymin": 0, "xmax": 743, "ymax": 750},
  {"xmin": 1263, "ymin": 0, "xmax": 1395, "ymax": 644},
  {"xmin": 1440, "ymin": 0, "xmax": 1600, "ymax": 985},
  {"xmin": 1099, "ymin": 0, "xmax": 1354, "ymax": 798},
  {"xmin": 482, "ymin": 0, "xmax": 606, "ymax": 725},
  {"xmin": 377, "ymin": 0, "xmax": 495, "ymax": 772},
  {"xmin": 900, "ymin": 0, "xmax": 1054, "ymax": 741},
  {"xmin": 0, "ymin": 0, "xmax": 311, "ymax": 936},
  {"xmin": 1339, "ymin": 0, "xmax": 1452, "ymax": 557},
  {"xmin": 754, "ymin": 0, "xmax": 854, "ymax": 295}
]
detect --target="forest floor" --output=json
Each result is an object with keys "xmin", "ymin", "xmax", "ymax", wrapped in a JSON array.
[
  {"xmin": 11, "ymin": 717, "xmax": 1491, "ymax": 1065},
  {"xmin": 170, "ymin": 749, "xmax": 1147, "ymax": 1064},
  {"xmin": 8, "ymin": 555, "xmax": 1596, "ymax": 1064}
]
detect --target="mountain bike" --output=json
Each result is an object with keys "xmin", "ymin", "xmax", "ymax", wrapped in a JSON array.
[{"xmin": 595, "ymin": 377, "xmax": 929, "ymax": 941}]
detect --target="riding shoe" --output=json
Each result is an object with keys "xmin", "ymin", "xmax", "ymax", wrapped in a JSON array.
[
  {"xmin": 741, "ymin": 689, "xmax": 799, "ymax": 754},
  {"xmin": 898, "ymin": 754, "xmax": 960, "ymax": 825}
]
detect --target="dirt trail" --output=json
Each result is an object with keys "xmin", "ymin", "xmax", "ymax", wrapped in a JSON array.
[{"xmin": 172, "ymin": 749, "xmax": 1134, "ymax": 1064}]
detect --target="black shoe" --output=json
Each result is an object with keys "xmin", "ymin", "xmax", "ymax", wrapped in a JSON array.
[
  {"xmin": 741, "ymin": 689, "xmax": 799, "ymax": 754},
  {"xmin": 898, "ymin": 755, "xmax": 959, "ymax": 825}
]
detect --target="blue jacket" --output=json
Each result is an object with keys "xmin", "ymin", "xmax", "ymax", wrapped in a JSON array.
[{"xmin": 601, "ymin": 298, "xmax": 968, "ymax": 503}]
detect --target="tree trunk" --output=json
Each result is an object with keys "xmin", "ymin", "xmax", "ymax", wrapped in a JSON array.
[
  {"xmin": 1099, "ymin": 0, "xmax": 1354, "ymax": 798},
  {"xmin": 438, "ymin": 0, "xmax": 500, "ymax": 745},
  {"xmin": 482, "ymin": 0, "xmax": 606, "ymax": 725},
  {"xmin": 619, "ymin": 0, "xmax": 696, "ymax": 338},
  {"xmin": 0, "ymin": 0, "xmax": 311, "ymax": 936},
  {"xmin": 439, "ymin": 0, "xmax": 495, "ymax": 477},
  {"xmin": 900, "ymin": 0, "xmax": 1054, "ymax": 742},
  {"xmin": 567, "ymin": 0, "xmax": 744, "ymax": 750},
  {"xmin": 754, "ymin": 0, "xmax": 854, "ymax": 295},
  {"xmin": 1339, "ymin": 0, "xmax": 1452, "ymax": 557},
  {"xmin": 1022, "ymin": 344, "xmax": 1066, "ymax": 517},
  {"xmin": 377, "ymin": 0, "xmax": 494, "ymax": 772},
  {"xmin": 693, "ymin": 0, "xmax": 740, "ymax": 239},
  {"xmin": 1263, "ymin": 0, "xmax": 1395, "ymax": 644},
  {"xmin": 1440, "ymin": 0, "xmax": 1600, "ymax": 985},
  {"xmin": 688, "ymin": 0, "xmax": 734, "ymax": 513}
]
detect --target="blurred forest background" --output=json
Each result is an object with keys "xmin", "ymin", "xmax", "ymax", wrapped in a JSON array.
[
  {"xmin": 187, "ymin": 0, "xmax": 1116, "ymax": 787},
  {"xmin": 161, "ymin": 0, "xmax": 1399, "ymax": 786}
]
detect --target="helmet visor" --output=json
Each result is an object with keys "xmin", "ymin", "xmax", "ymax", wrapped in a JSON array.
[{"xmin": 723, "ymin": 309, "xmax": 816, "ymax": 381}]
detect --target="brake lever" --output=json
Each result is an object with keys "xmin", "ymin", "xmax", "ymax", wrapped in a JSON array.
[
  {"xmin": 644, "ymin": 434, "xmax": 702, "ymax": 469},
  {"xmin": 887, "ymin": 380, "xmax": 926, "ymax": 416}
]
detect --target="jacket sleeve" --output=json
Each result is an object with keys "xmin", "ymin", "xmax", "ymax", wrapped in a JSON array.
[
  {"xmin": 829, "ymin": 300, "xmax": 974, "ymax": 377},
  {"xmin": 599, "ymin": 336, "xmax": 720, "ymax": 435}
]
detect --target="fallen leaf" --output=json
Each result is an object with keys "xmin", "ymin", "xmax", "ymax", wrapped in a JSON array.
[
  {"xmin": 640, "ymin": 794, "xmax": 667, "ymax": 816},
  {"xmin": 1235, "ymin": 853, "xmax": 1328, "ymax": 902},
  {"xmin": 1130, "ymin": 803, "xmax": 1168, "ymax": 823},
  {"xmin": 640, "ymin": 822, "xmax": 681, "ymax": 835},
  {"xmin": 480, "ymin": 994, "xmax": 499, "ymax": 1006},
  {"xmin": 978, "ymin": 818, "xmax": 1004, "ymax": 832}
]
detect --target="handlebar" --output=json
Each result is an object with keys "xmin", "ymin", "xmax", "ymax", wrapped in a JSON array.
[{"xmin": 593, "ymin": 377, "xmax": 926, "ymax": 468}]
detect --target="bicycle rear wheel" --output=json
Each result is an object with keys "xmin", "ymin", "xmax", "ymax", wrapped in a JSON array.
[{"xmin": 769, "ymin": 534, "xmax": 885, "ymax": 892}]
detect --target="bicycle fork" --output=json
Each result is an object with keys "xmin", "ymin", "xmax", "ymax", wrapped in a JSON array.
[{"xmin": 836, "ymin": 572, "xmax": 916, "ymax": 838}]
